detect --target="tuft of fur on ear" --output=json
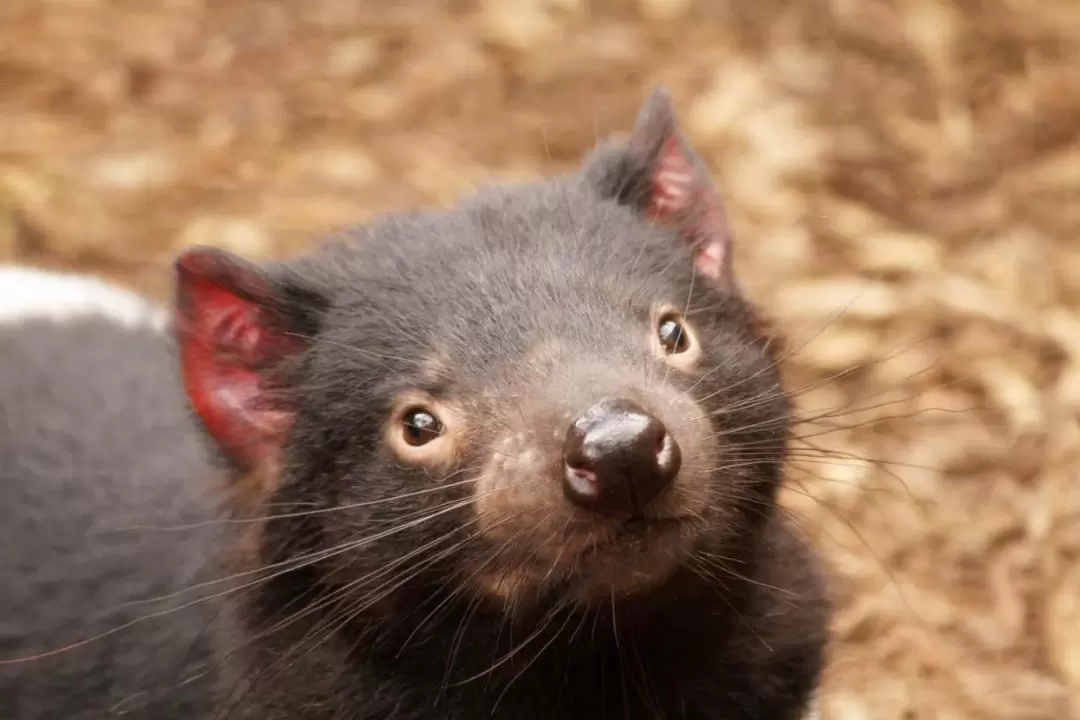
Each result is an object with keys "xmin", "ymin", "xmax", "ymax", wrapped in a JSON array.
[
  {"xmin": 586, "ymin": 87, "xmax": 734, "ymax": 286},
  {"xmin": 173, "ymin": 246, "xmax": 325, "ymax": 471}
]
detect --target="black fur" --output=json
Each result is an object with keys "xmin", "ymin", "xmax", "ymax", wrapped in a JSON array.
[
  {"xmin": 0, "ymin": 92, "xmax": 829, "ymax": 719},
  {"xmin": 0, "ymin": 316, "xmax": 223, "ymax": 719}
]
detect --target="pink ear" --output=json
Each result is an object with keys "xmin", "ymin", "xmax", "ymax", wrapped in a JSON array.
[
  {"xmin": 629, "ymin": 89, "xmax": 732, "ymax": 284},
  {"xmin": 174, "ymin": 247, "xmax": 307, "ymax": 469}
]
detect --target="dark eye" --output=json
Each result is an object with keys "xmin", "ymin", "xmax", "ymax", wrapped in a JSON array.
[
  {"xmin": 657, "ymin": 315, "xmax": 690, "ymax": 354},
  {"xmin": 401, "ymin": 408, "xmax": 443, "ymax": 446}
]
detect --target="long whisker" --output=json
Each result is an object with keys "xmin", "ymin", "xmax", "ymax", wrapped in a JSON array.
[
  {"xmin": 116, "ymin": 467, "xmax": 487, "ymax": 532},
  {"xmin": 110, "ymin": 469, "xmax": 543, "ymax": 617},
  {"xmin": 216, "ymin": 525, "xmax": 484, "ymax": 716},
  {"xmin": 449, "ymin": 596, "xmax": 573, "ymax": 688},
  {"xmin": 489, "ymin": 601, "xmax": 578, "ymax": 714},
  {"xmin": 0, "ymin": 488, "xmax": 499, "ymax": 665},
  {"xmin": 684, "ymin": 278, "xmax": 896, "ymax": 405},
  {"xmin": 395, "ymin": 512, "xmax": 528, "ymax": 658}
]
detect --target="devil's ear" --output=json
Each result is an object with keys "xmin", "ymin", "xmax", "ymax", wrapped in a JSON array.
[
  {"xmin": 587, "ymin": 88, "xmax": 733, "ymax": 286},
  {"xmin": 173, "ymin": 246, "xmax": 326, "ymax": 470}
]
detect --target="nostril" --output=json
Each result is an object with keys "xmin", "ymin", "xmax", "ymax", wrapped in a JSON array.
[
  {"xmin": 653, "ymin": 429, "xmax": 668, "ymax": 456},
  {"xmin": 564, "ymin": 447, "xmax": 590, "ymax": 472},
  {"xmin": 656, "ymin": 431, "xmax": 681, "ymax": 480},
  {"xmin": 564, "ymin": 450, "xmax": 596, "ymax": 482},
  {"xmin": 564, "ymin": 464, "xmax": 598, "ymax": 500},
  {"xmin": 563, "ymin": 425, "xmax": 589, "ymax": 471},
  {"xmin": 567, "ymin": 458, "xmax": 594, "ymax": 478}
]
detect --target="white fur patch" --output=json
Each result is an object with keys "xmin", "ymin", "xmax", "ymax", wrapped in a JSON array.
[{"xmin": 0, "ymin": 265, "xmax": 168, "ymax": 332}]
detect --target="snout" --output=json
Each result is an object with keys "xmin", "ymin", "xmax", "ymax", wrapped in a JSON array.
[
  {"xmin": 561, "ymin": 398, "xmax": 682, "ymax": 516},
  {"xmin": 467, "ymin": 375, "xmax": 716, "ymax": 602}
]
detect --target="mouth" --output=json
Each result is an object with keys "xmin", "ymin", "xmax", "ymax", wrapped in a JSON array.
[
  {"xmin": 557, "ymin": 515, "xmax": 697, "ymax": 600},
  {"xmin": 578, "ymin": 515, "xmax": 693, "ymax": 559},
  {"xmin": 473, "ymin": 515, "xmax": 700, "ymax": 605}
]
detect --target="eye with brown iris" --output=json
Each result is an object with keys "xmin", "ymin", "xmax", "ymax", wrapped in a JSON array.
[
  {"xmin": 401, "ymin": 408, "xmax": 443, "ymax": 446},
  {"xmin": 657, "ymin": 314, "xmax": 691, "ymax": 354}
]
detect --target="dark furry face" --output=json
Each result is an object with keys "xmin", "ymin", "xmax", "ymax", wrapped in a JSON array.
[
  {"xmin": 269, "ymin": 180, "xmax": 790, "ymax": 608},
  {"xmin": 174, "ymin": 88, "xmax": 791, "ymax": 612}
]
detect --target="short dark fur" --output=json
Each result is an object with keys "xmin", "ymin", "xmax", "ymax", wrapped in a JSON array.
[
  {"xmin": 0, "ymin": 317, "xmax": 222, "ymax": 719},
  {"xmin": 0, "ymin": 90, "xmax": 828, "ymax": 719}
]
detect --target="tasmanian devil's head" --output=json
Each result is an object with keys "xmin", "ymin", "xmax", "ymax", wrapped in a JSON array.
[{"xmin": 172, "ymin": 89, "xmax": 792, "ymax": 610}]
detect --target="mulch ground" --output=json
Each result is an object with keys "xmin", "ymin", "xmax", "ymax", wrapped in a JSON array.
[{"xmin": 2, "ymin": 1, "xmax": 1079, "ymax": 717}]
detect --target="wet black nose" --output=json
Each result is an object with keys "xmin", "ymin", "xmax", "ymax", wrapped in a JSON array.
[{"xmin": 562, "ymin": 398, "xmax": 682, "ymax": 515}]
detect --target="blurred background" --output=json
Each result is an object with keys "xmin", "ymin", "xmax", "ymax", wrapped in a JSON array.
[{"xmin": 1, "ymin": 1, "xmax": 1079, "ymax": 718}]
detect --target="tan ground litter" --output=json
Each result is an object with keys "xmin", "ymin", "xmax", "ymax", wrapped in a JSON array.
[{"xmin": 2, "ymin": 1, "xmax": 1078, "ymax": 718}]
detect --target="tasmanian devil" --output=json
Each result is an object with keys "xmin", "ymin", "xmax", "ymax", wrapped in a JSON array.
[{"xmin": 0, "ymin": 89, "xmax": 829, "ymax": 719}]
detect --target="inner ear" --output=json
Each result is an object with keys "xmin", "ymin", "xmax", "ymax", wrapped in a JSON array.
[
  {"xmin": 173, "ymin": 246, "xmax": 324, "ymax": 471},
  {"xmin": 588, "ymin": 88, "xmax": 734, "ymax": 287}
]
